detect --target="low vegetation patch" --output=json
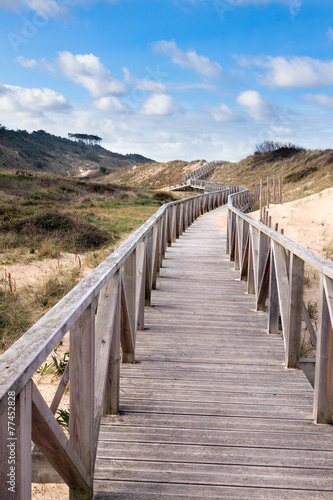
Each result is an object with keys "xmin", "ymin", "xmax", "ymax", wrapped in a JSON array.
[
  {"xmin": 0, "ymin": 172, "xmax": 162, "ymax": 349},
  {"xmin": 284, "ymin": 166, "xmax": 318, "ymax": 183},
  {"xmin": 153, "ymin": 191, "xmax": 175, "ymax": 203}
]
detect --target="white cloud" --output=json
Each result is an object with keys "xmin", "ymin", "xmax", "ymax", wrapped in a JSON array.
[
  {"xmin": 15, "ymin": 55, "xmax": 38, "ymax": 68},
  {"xmin": 238, "ymin": 55, "xmax": 333, "ymax": 88},
  {"xmin": 303, "ymin": 93, "xmax": 333, "ymax": 109},
  {"xmin": 94, "ymin": 96, "xmax": 129, "ymax": 113},
  {"xmin": 236, "ymin": 90, "xmax": 275, "ymax": 121},
  {"xmin": 141, "ymin": 93, "xmax": 182, "ymax": 115},
  {"xmin": 152, "ymin": 40, "xmax": 222, "ymax": 79},
  {"xmin": 56, "ymin": 51, "xmax": 127, "ymax": 97},
  {"xmin": 207, "ymin": 103, "xmax": 242, "ymax": 123},
  {"xmin": 0, "ymin": 83, "xmax": 70, "ymax": 114}
]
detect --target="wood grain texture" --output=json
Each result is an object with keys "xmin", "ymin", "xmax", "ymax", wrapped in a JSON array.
[{"xmin": 94, "ymin": 206, "xmax": 333, "ymax": 498}]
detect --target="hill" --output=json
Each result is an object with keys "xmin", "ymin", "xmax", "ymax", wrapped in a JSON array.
[
  {"xmin": 0, "ymin": 126, "xmax": 154, "ymax": 177},
  {"xmin": 103, "ymin": 159, "xmax": 207, "ymax": 189},
  {"xmin": 209, "ymin": 148, "xmax": 333, "ymax": 201}
]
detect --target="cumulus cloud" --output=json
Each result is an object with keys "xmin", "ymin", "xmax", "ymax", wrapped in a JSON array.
[
  {"xmin": 94, "ymin": 96, "xmax": 129, "ymax": 113},
  {"xmin": 236, "ymin": 90, "xmax": 275, "ymax": 121},
  {"xmin": 141, "ymin": 93, "xmax": 182, "ymax": 116},
  {"xmin": 152, "ymin": 40, "xmax": 222, "ymax": 79},
  {"xmin": 207, "ymin": 103, "xmax": 242, "ymax": 123},
  {"xmin": 0, "ymin": 83, "xmax": 71, "ymax": 114},
  {"xmin": 15, "ymin": 56, "xmax": 38, "ymax": 68},
  {"xmin": 56, "ymin": 51, "xmax": 127, "ymax": 97},
  {"xmin": 237, "ymin": 55, "xmax": 333, "ymax": 88},
  {"xmin": 303, "ymin": 93, "xmax": 333, "ymax": 109}
]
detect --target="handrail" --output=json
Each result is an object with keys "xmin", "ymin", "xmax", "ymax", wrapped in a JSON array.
[
  {"xmin": 227, "ymin": 188, "xmax": 333, "ymax": 425},
  {"xmin": 0, "ymin": 187, "xmax": 234, "ymax": 498}
]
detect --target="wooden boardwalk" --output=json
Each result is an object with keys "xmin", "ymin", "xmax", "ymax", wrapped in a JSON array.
[{"xmin": 94, "ymin": 206, "xmax": 333, "ymax": 499}]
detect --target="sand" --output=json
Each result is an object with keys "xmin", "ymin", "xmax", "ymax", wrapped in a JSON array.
[{"xmin": 249, "ymin": 187, "xmax": 333, "ymax": 261}]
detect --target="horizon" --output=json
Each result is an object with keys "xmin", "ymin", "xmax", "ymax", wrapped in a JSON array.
[{"xmin": 0, "ymin": 1, "xmax": 332, "ymax": 162}]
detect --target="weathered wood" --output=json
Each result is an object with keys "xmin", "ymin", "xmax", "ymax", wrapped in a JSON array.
[
  {"xmin": 314, "ymin": 275, "xmax": 333, "ymax": 424},
  {"xmin": 70, "ymin": 304, "xmax": 95, "ymax": 499},
  {"xmin": 286, "ymin": 253, "xmax": 304, "ymax": 368},
  {"xmin": 256, "ymin": 231, "xmax": 269, "ymax": 309},
  {"xmin": 16, "ymin": 380, "xmax": 32, "ymax": 500},
  {"xmin": 268, "ymin": 247, "xmax": 279, "ymax": 334},
  {"xmin": 31, "ymin": 382, "xmax": 90, "ymax": 491},
  {"xmin": 302, "ymin": 301, "xmax": 317, "ymax": 348},
  {"xmin": 95, "ymin": 206, "xmax": 333, "ymax": 499},
  {"xmin": 120, "ymin": 279, "xmax": 135, "ymax": 365},
  {"xmin": 136, "ymin": 240, "xmax": 145, "ymax": 331},
  {"xmin": 256, "ymin": 246, "xmax": 270, "ymax": 311},
  {"xmin": 50, "ymin": 361, "xmax": 70, "ymax": 415},
  {"xmin": 272, "ymin": 240, "xmax": 290, "ymax": 346},
  {"xmin": 103, "ymin": 279, "xmax": 121, "ymax": 417},
  {"xmin": 145, "ymin": 232, "xmax": 152, "ymax": 307}
]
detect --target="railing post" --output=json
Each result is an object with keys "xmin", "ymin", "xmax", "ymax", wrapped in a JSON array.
[
  {"xmin": 103, "ymin": 273, "xmax": 121, "ymax": 416},
  {"xmin": 268, "ymin": 247, "xmax": 279, "ymax": 334},
  {"xmin": 136, "ymin": 240, "xmax": 145, "ymax": 331},
  {"xmin": 70, "ymin": 303, "xmax": 95, "ymax": 499},
  {"xmin": 286, "ymin": 253, "xmax": 304, "ymax": 368},
  {"xmin": 314, "ymin": 275, "xmax": 333, "ymax": 424}
]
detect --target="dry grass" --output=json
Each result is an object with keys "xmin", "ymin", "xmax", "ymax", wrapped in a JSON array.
[
  {"xmin": 103, "ymin": 159, "xmax": 206, "ymax": 189},
  {"xmin": 210, "ymin": 149, "xmax": 333, "ymax": 201}
]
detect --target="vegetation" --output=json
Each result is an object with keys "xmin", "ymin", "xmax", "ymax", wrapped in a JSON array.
[
  {"xmin": 254, "ymin": 140, "xmax": 303, "ymax": 154},
  {"xmin": 103, "ymin": 159, "xmax": 206, "ymax": 189},
  {"xmin": 68, "ymin": 133, "xmax": 102, "ymax": 145},
  {"xmin": 0, "ymin": 125, "xmax": 154, "ymax": 177},
  {"xmin": 210, "ymin": 148, "xmax": 333, "ymax": 202},
  {"xmin": 153, "ymin": 191, "xmax": 175, "ymax": 203},
  {"xmin": 0, "ymin": 172, "xmax": 163, "ymax": 349}
]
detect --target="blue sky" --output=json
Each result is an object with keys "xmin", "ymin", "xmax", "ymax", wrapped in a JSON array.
[{"xmin": 0, "ymin": 0, "xmax": 333, "ymax": 162}]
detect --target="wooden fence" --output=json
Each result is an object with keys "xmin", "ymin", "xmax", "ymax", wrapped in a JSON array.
[
  {"xmin": 227, "ymin": 189, "xmax": 333, "ymax": 425},
  {"xmin": 0, "ymin": 187, "xmax": 239, "ymax": 499}
]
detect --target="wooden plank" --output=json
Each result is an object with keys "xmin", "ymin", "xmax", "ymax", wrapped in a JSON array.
[
  {"xmin": 70, "ymin": 304, "xmax": 95, "ymax": 498},
  {"xmin": 103, "ymin": 279, "xmax": 121, "ymax": 417},
  {"xmin": 94, "ymin": 273, "xmax": 119, "ymax": 448},
  {"xmin": 17, "ymin": 380, "xmax": 32, "ymax": 499},
  {"xmin": 256, "ymin": 245, "xmax": 270, "ymax": 311},
  {"xmin": 120, "ymin": 272, "xmax": 135, "ymax": 363},
  {"xmin": 31, "ymin": 382, "xmax": 90, "ymax": 491},
  {"xmin": 272, "ymin": 240, "xmax": 290, "ymax": 347},
  {"xmin": 50, "ymin": 361, "xmax": 70, "ymax": 415},
  {"xmin": 93, "ymin": 481, "xmax": 333, "ymax": 499},
  {"xmin": 286, "ymin": 253, "xmax": 304, "ymax": 368},
  {"xmin": 95, "ymin": 206, "xmax": 333, "ymax": 499},
  {"xmin": 314, "ymin": 275, "xmax": 333, "ymax": 424},
  {"xmin": 135, "ymin": 240, "xmax": 145, "ymax": 331},
  {"xmin": 302, "ymin": 301, "xmax": 317, "ymax": 348}
]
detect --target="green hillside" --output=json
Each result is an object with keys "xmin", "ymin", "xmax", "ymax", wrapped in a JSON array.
[{"xmin": 0, "ymin": 126, "xmax": 154, "ymax": 178}]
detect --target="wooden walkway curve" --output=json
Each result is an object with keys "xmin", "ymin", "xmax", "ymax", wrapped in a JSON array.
[{"xmin": 94, "ymin": 206, "xmax": 333, "ymax": 499}]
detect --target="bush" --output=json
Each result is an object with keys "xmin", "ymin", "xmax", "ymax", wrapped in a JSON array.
[
  {"xmin": 254, "ymin": 140, "xmax": 303, "ymax": 154},
  {"xmin": 153, "ymin": 191, "xmax": 175, "ymax": 203}
]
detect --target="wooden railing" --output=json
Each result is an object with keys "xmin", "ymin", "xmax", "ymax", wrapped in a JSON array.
[
  {"xmin": 0, "ymin": 188, "xmax": 237, "ymax": 499},
  {"xmin": 227, "ymin": 188, "xmax": 333, "ymax": 425}
]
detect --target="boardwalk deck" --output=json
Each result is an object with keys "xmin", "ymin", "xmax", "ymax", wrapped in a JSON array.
[{"xmin": 94, "ymin": 206, "xmax": 333, "ymax": 499}]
